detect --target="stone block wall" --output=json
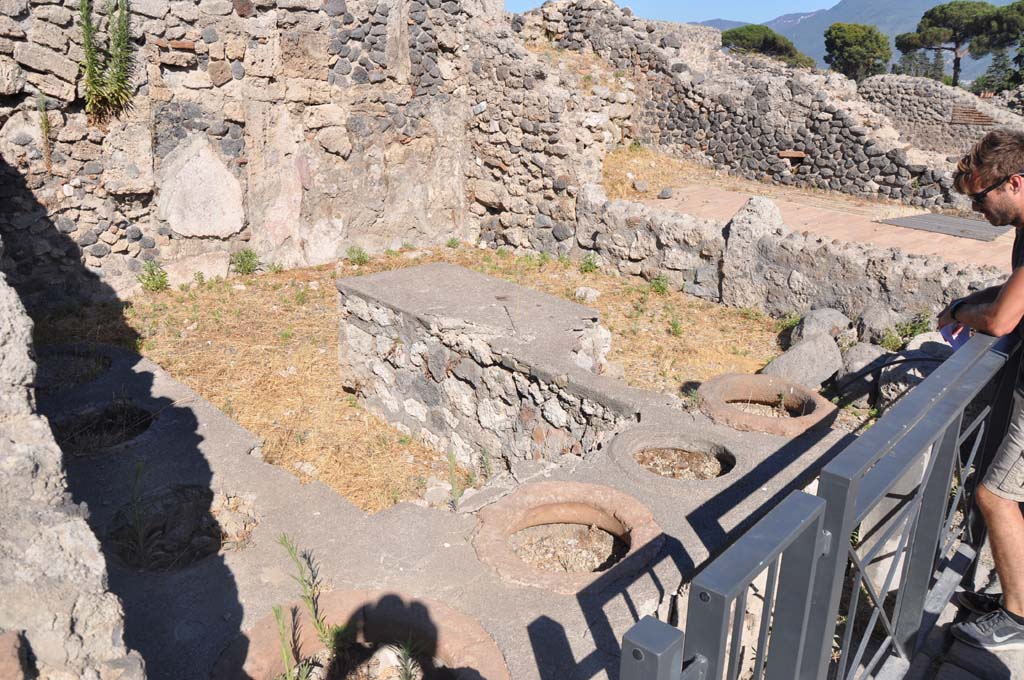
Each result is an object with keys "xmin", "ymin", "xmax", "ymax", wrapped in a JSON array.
[
  {"xmin": 0, "ymin": 235, "xmax": 142, "ymax": 678},
  {"xmin": 575, "ymin": 185, "xmax": 1005, "ymax": 322},
  {"xmin": 336, "ymin": 263, "xmax": 628, "ymax": 469},
  {"xmin": 859, "ymin": 75, "xmax": 1024, "ymax": 155},
  {"xmin": 0, "ymin": 0, "xmax": 503, "ymax": 305},
  {"xmin": 518, "ymin": 0, "xmax": 965, "ymax": 211}
]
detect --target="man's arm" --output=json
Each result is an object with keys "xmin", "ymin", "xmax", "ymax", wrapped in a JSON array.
[{"xmin": 943, "ymin": 269, "xmax": 1024, "ymax": 336}]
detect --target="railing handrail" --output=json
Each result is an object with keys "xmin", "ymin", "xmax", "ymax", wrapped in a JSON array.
[{"xmin": 621, "ymin": 331, "xmax": 1022, "ymax": 680}]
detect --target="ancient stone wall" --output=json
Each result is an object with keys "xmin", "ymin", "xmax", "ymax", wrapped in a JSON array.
[
  {"xmin": 575, "ymin": 185, "xmax": 1005, "ymax": 324},
  {"xmin": 517, "ymin": 0, "xmax": 963, "ymax": 211},
  {"xmin": 336, "ymin": 263, "xmax": 629, "ymax": 470},
  {"xmin": 0, "ymin": 236, "xmax": 142, "ymax": 677},
  {"xmin": 859, "ymin": 75, "xmax": 1024, "ymax": 155},
  {"xmin": 0, "ymin": 0, "xmax": 504, "ymax": 304}
]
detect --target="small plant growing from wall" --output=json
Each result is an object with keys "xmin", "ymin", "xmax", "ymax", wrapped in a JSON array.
[
  {"xmin": 36, "ymin": 93, "xmax": 52, "ymax": 172},
  {"xmin": 79, "ymin": 0, "xmax": 135, "ymax": 121}
]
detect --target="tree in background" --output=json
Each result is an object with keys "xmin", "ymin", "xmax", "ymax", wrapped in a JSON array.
[
  {"xmin": 892, "ymin": 49, "xmax": 932, "ymax": 76},
  {"xmin": 721, "ymin": 24, "xmax": 816, "ymax": 68},
  {"xmin": 824, "ymin": 23, "xmax": 892, "ymax": 81},
  {"xmin": 895, "ymin": 1, "xmax": 998, "ymax": 87},
  {"xmin": 971, "ymin": 48, "xmax": 1015, "ymax": 92}
]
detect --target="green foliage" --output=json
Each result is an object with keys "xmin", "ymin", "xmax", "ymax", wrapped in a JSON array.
[
  {"xmin": 971, "ymin": 48, "xmax": 1015, "ymax": 92},
  {"xmin": 78, "ymin": 0, "xmax": 135, "ymax": 121},
  {"xmin": 775, "ymin": 312, "xmax": 802, "ymax": 333},
  {"xmin": 879, "ymin": 328, "xmax": 904, "ymax": 352},
  {"xmin": 895, "ymin": 312, "xmax": 932, "ymax": 339},
  {"xmin": 137, "ymin": 260, "xmax": 168, "ymax": 292},
  {"xmin": 579, "ymin": 253, "xmax": 598, "ymax": 273},
  {"xmin": 669, "ymin": 317, "xmax": 683, "ymax": 337},
  {"xmin": 649, "ymin": 274, "xmax": 669, "ymax": 295},
  {"xmin": 628, "ymin": 140, "xmax": 643, "ymax": 152},
  {"xmin": 446, "ymin": 237, "xmax": 460, "ymax": 249},
  {"xmin": 824, "ymin": 22, "xmax": 892, "ymax": 81},
  {"xmin": 267, "ymin": 262, "xmax": 284, "ymax": 273},
  {"xmin": 896, "ymin": 1, "xmax": 1002, "ymax": 86},
  {"xmin": 892, "ymin": 49, "xmax": 936, "ymax": 78},
  {"xmin": 230, "ymin": 248, "xmax": 260, "ymax": 275},
  {"xmin": 278, "ymin": 534, "xmax": 347, "ymax": 654},
  {"xmin": 346, "ymin": 246, "xmax": 369, "ymax": 265},
  {"xmin": 722, "ymin": 24, "xmax": 816, "ymax": 68}
]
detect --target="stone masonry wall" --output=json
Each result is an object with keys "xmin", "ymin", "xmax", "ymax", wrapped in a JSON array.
[
  {"xmin": 336, "ymin": 265, "xmax": 626, "ymax": 469},
  {"xmin": 0, "ymin": 235, "xmax": 143, "ymax": 678},
  {"xmin": 518, "ymin": 0, "xmax": 965, "ymax": 211},
  {"xmin": 0, "ymin": 0, "xmax": 506, "ymax": 305},
  {"xmin": 859, "ymin": 75, "xmax": 1024, "ymax": 155},
  {"xmin": 575, "ymin": 185, "xmax": 1005, "ymax": 324}
]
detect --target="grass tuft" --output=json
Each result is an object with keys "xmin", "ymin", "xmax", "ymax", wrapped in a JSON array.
[
  {"xmin": 137, "ymin": 260, "xmax": 168, "ymax": 292},
  {"xmin": 650, "ymin": 274, "xmax": 669, "ymax": 295},
  {"xmin": 346, "ymin": 246, "xmax": 369, "ymax": 265},
  {"xmin": 579, "ymin": 253, "xmax": 598, "ymax": 274},
  {"xmin": 230, "ymin": 248, "xmax": 261, "ymax": 275}
]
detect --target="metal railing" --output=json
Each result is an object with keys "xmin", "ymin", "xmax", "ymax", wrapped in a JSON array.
[{"xmin": 622, "ymin": 332, "xmax": 1021, "ymax": 680}]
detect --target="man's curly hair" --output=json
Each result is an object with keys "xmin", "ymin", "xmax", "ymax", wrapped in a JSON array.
[{"xmin": 954, "ymin": 128, "xmax": 1024, "ymax": 195}]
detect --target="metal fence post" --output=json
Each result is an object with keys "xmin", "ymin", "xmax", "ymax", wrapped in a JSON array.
[
  {"xmin": 892, "ymin": 415, "xmax": 962, "ymax": 653},
  {"xmin": 620, "ymin": 616, "xmax": 685, "ymax": 680},
  {"xmin": 801, "ymin": 469, "xmax": 858, "ymax": 680}
]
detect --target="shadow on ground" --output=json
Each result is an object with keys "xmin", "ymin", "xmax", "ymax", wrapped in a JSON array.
[{"xmin": 1, "ymin": 154, "xmax": 246, "ymax": 678}]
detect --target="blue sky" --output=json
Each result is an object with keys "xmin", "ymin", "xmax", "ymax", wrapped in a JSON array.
[{"xmin": 503, "ymin": 1, "xmax": 837, "ymax": 24}]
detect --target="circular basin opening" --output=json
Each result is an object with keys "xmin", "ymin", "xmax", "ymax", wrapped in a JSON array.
[
  {"xmin": 634, "ymin": 446, "xmax": 735, "ymax": 480},
  {"xmin": 329, "ymin": 645, "xmax": 457, "ymax": 679},
  {"xmin": 107, "ymin": 486, "xmax": 257, "ymax": 571},
  {"xmin": 34, "ymin": 348, "xmax": 111, "ymax": 392},
  {"xmin": 53, "ymin": 400, "xmax": 154, "ymax": 455},
  {"xmin": 726, "ymin": 394, "xmax": 816, "ymax": 418},
  {"xmin": 698, "ymin": 373, "xmax": 836, "ymax": 437},
  {"xmin": 473, "ymin": 482, "xmax": 663, "ymax": 594},
  {"xmin": 509, "ymin": 520, "xmax": 630, "ymax": 573}
]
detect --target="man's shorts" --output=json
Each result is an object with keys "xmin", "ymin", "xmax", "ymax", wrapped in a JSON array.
[{"xmin": 982, "ymin": 391, "xmax": 1024, "ymax": 502}]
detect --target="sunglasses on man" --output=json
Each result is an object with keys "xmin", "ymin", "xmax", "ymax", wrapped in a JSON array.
[{"xmin": 970, "ymin": 174, "xmax": 1024, "ymax": 203}]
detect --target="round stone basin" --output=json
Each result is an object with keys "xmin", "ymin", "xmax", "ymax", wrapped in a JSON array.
[
  {"xmin": 52, "ymin": 400, "xmax": 155, "ymax": 456},
  {"xmin": 212, "ymin": 589, "xmax": 510, "ymax": 680},
  {"xmin": 607, "ymin": 424, "xmax": 740, "ymax": 494},
  {"xmin": 698, "ymin": 373, "xmax": 836, "ymax": 437},
  {"xmin": 473, "ymin": 481, "xmax": 663, "ymax": 595}
]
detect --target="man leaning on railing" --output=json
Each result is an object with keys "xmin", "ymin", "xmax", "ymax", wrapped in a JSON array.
[{"xmin": 937, "ymin": 128, "xmax": 1024, "ymax": 651}]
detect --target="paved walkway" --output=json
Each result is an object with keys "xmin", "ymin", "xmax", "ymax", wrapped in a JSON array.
[{"xmin": 644, "ymin": 184, "xmax": 1015, "ymax": 271}]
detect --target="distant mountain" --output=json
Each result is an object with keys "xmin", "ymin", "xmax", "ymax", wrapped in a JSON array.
[
  {"xmin": 709, "ymin": 0, "xmax": 1015, "ymax": 81},
  {"xmin": 699, "ymin": 19, "xmax": 749, "ymax": 31}
]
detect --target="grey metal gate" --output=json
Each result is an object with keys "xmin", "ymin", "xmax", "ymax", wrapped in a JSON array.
[{"xmin": 621, "ymin": 332, "xmax": 1021, "ymax": 680}]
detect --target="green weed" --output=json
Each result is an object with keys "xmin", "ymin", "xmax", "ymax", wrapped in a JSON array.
[
  {"xmin": 446, "ymin": 237, "xmax": 460, "ymax": 249},
  {"xmin": 278, "ymin": 534, "xmax": 348, "ymax": 654},
  {"xmin": 137, "ymin": 260, "xmax": 169, "ymax": 292},
  {"xmin": 346, "ymin": 246, "xmax": 369, "ymax": 265},
  {"xmin": 879, "ymin": 328, "xmax": 904, "ymax": 352},
  {"xmin": 775, "ymin": 312, "xmax": 802, "ymax": 333},
  {"xmin": 579, "ymin": 253, "xmax": 598, "ymax": 274},
  {"xmin": 669, "ymin": 317, "xmax": 683, "ymax": 337},
  {"xmin": 79, "ymin": 0, "xmax": 135, "ymax": 121},
  {"xmin": 230, "ymin": 248, "xmax": 260, "ymax": 275},
  {"xmin": 650, "ymin": 275, "xmax": 669, "ymax": 295}
]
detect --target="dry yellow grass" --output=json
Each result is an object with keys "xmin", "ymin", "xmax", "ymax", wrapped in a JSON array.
[
  {"xmin": 602, "ymin": 146, "xmax": 924, "ymax": 221},
  {"xmin": 34, "ymin": 246, "xmax": 781, "ymax": 512}
]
